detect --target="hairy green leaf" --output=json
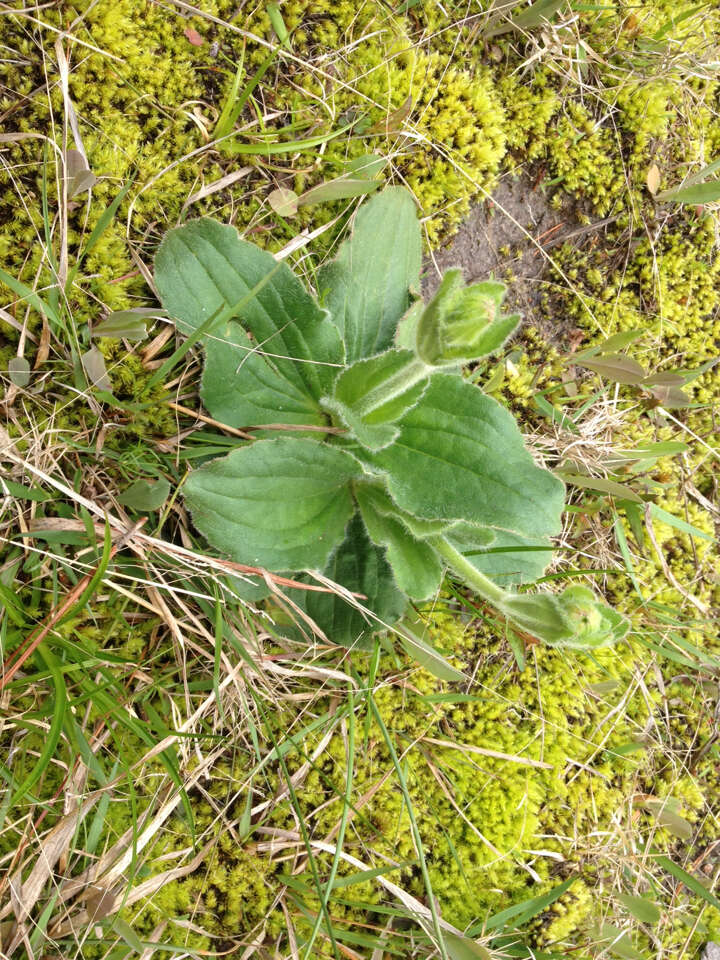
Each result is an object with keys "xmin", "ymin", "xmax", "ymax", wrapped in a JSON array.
[
  {"xmin": 184, "ymin": 438, "xmax": 360, "ymax": 569},
  {"xmin": 323, "ymin": 349, "xmax": 429, "ymax": 449},
  {"xmin": 157, "ymin": 187, "xmax": 625, "ymax": 655},
  {"xmin": 369, "ymin": 375, "xmax": 565, "ymax": 540},
  {"xmin": 353, "ymin": 482, "xmax": 455, "ymax": 539},
  {"xmin": 500, "ymin": 586, "xmax": 629, "ymax": 648},
  {"xmin": 498, "ymin": 592, "xmax": 575, "ymax": 640},
  {"xmin": 356, "ymin": 485, "xmax": 443, "ymax": 599},
  {"xmin": 302, "ymin": 514, "xmax": 406, "ymax": 648},
  {"xmin": 416, "ymin": 269, "xmax": 519, "ymax": 366},
  {"xmin": 317, "ymin": 188, "xmax": 422, "ymax": 362},
  {"xmin": 201, "ymin": 320, "xmax": 328, "ymax": 430},
  {"xmin": 329, "ymin": 350, "xmax": 429, "ymax": 424},
  {"xmin": 155, "ymin": 217, "xmax": 343, "ymax": 405}
]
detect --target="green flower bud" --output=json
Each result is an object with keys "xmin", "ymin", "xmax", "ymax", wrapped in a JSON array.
[
  {"xmin": 415, "ymin": 268, "xmax": 520, "ymax": 367},
  {"xmin": 498, "ymin": 585, "xmax": 629, "ymax": 650},
  {"xmin": 543, "ymin": 586, "xmax": 629, "ymax": 650}
]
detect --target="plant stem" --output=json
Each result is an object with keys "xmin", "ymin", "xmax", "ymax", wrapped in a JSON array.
[
  {"xmin": 355, "ymin": 356, "xmax": 431, "ymax": 417},
  {"xmin": 430, "ymin": 535, "xmax": 510, "ymax": 607}
]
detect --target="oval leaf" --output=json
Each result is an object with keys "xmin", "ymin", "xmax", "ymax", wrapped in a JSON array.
[
  {"xmin": 117, "ymin": 478, "xmax": 170, "ymax": 512},
  {"xmin": 8, "ymin": 357, "xmax": 30, "ymax": 387},
  {"xmin": 575, "ymin": 330, "xmax": 644, "ymax": 360},
  {"xmin": 580, "ymin": 353, "xmax": 647, "ymax": 384},
  {"xmin": 184, "ymin": 438, "xmax": 360, "ymax": 569},
  {"xmin": 298, "ymin": 177, "xmax": 382, "ymax": 208},
  {"xmin": 81, "ymin": 346, "xmax": 112, "ymax": 391},
  {"xmin": 646, "ymin": 164, "xmax": 661, "ymax": 195},
  {"xmin": 647, "ymin": 384, "xmax": 690, "ymax": 408},
  {"xmin": 201, "ymin": 320, "xmax": 328, "ymax": 431},
  {"xmin": 66, "ymin": 149, "xmax": 97, "ymax": 197},
  {"xmin": 154, "ymin": 217, "xmax": 343, "ymax": 404},
  {"xmin": 316, "ymin": 187, "xmax": 422, "ymax": 363},
  {"xmin": 557, "ymin": 471, "xmax": 644, "ymax": 504},
  {"xmin": 617, "ymin": 893, "xmax": 661, "ymax": 925},
  {"xmin": 93, "ymin": 308, "xmax": 161, "ymax": 341},
  {"xmin": 642, "ymin": 371, "xmax": 685, "ymax": 387},
  {"xmin": 369, "ymin": 375, "xmax": 565, "ymax": 541},
  {"xmin": 647, "ymin": 803, "xmax": 694, "ymax": 840},
  {"xmin": 268, "ymin": 187, "xmax": 299, "ymax": 217},
  {"xmin": 85, "ymin": 884, "xmax": 116, "ymax": 921},
  {"xmin": 345, "ymin": 153, "xmax": 386, "ymax": 178}
]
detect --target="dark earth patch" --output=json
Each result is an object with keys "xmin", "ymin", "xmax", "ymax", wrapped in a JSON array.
[{"xmin": 423, "ymin": 172, "xmax": 610, "ymax": 345}]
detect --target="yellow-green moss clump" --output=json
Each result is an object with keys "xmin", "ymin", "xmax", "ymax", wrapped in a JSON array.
[{"xmin": 90, "ymin": 610, "xmax": 719, "ymax": 957}]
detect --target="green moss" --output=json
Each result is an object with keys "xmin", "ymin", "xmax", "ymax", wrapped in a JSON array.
[
  {"xmin": 98, "ymin": 606, "xmax": 715, "ymax": 955},
  {"xmin": 547, "ymin": 104, "xmax": 625, "ymax": 215}
]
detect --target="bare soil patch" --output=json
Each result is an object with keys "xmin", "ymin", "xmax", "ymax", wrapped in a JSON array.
[{"xmin": 423, "ymin": 172, "xmax": 595, "ymax": 344}]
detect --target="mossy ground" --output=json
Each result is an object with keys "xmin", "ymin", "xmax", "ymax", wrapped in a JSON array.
[{"xmin": 1, "ymin": 1, "xmax": 719, "ymax": 958}]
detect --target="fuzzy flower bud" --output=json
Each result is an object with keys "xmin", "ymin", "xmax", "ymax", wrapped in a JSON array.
[{"xmin": 415, "ymin": 269, "xmax": 520, "ymax": 367}]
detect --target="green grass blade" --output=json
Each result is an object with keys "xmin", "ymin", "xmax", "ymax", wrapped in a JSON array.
[
  {"xmin": 653, "ymin": 853, "xmax": 720, "ymax": 911},
  {"xmin": 0, "ymin": 264, "xmax": 61, "ymax": 327},
  {"xmin": 252, "ymin": 689, "xmax": 341, "ymax": 960},
  {"xmin": 613, "ymin": 516, "xmax": 643, "ymax": 598},
  {"xmin": 303, "ymin": 688, "xmax": 355, "ymax": 959},
  {"xmin": 216, "ymin": 50, "xmax": 276, "ymax": 140},
  {"xmin": 366, "ymin": 688, "xmax": 450, "ymax": 960},
  {"xmin": 649, "ymin": 502, "xmax": 714, "ymax": 541},
  {"xmin": 479, "ymin": 877, "xmax": 575, "ymax": 935},
  {"xmin": 222, "ymin": 122, "xmax": 353, "ymax": 156},
  {"xmin": 8, "ymin": 643, "xmax": 67, "ymax": 812}
]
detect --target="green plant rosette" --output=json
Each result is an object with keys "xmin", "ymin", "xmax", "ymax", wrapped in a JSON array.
[{"xmin": 154, "ymin": 188, "xmax": 628, "ymax": 651}]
